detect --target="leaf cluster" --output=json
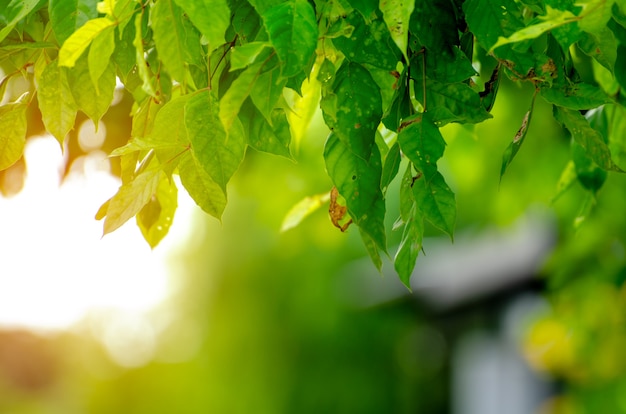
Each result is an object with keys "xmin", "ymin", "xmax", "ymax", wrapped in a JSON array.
[{"xmin": 1, "ymin": 0, "xmax": 625, "ymax": 285}]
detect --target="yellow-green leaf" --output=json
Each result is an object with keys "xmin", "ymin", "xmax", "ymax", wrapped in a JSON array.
[
  {"xmin": 280, "ymin": 192, "xmax": 330, "ymax": 232},
  {"xmin": 59, "ymin": 17, "xmax": 117, "ymax": 67},
  {"xmin": 37, "ymin": 60, "xmax": 78, "ymax": 147},
  {"xmin": 137, "ymin": 173, "xmax": 178, "ymax": 249},
  {"xmin": 0, "ymin": 94, "xmax": 29, "ymax": 171}
]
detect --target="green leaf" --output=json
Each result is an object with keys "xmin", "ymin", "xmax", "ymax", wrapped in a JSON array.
[
  {"xmin": 152, "ymin": 0, "xmax": 203, "ymax": 83},
  {"xmin": 219, "ymin": 62, "xmax": 263, "ymax": 131},
  {"xmin": 133, "ymin": 13, "xmax": 157, "ymax": 98},
  {"xmin": 393, "ymin": 165, "xmax": 423, "ymax": 289},
  {"xmin": 49, "ymin": 0, "xmax": 98, "ymax": 46},
  {"xmin": 332, "ymin": 9, "xmax": 400, "ymax": 70},
  {"xmin": 58, "ymin": 17, "xmax": 117, "ymax": 68},
  {"xmin": 103, "ymin": 159, "xmax": 163, "ymax": 235},
  {"xmin": 359, "ymin": 227, "xmax": 384, "ymax": 272},
  {"xmin": 500, "ymin": 96, "xmax": 535, "ymax": 178},
  {"xmin": 36, "ymin": 60, "xmax": 78, "ymax": 147},
  {"xmin": 131, "ymin": 97, "xmax": 163, "ymax": 139},
  {"xmin": 0, "ymin": 0, "xmax": 41, "ymax": 42},
  {"xmin": 553, "ymin": 106, "xmax": 623, "ymax": 172},
  {"xmin": 321, "ymin": 61, "xmax": 383, "ymax": 159},
  {"xmin": 379, "ymin": 0, "xmax": 414, "ymax": 62},
  {"xmin": 398, "ymin": 113, "xmax": 445, "ymax": 174},
  {"xmin": 249, "ymin": 66, "xmax": 287, "ymax": 123},
  {"xmin": 88, "ymin": 25, "xmax": 116, "ymax": 92},
  {"xmin": 415, "ymin": 80, "xmax": 492, "ymax": 125},
  {"xmin": 541, "ymin": 82, "xmax": 612, "ymax": 109},
  {"xmin": 578, "ymin": 0, "xmax": 614, "ymax": 34},
  {"xmin": 489, "ymin": 7, "xmax": 577, "ymax": 52},
  {"xmin": 173, "ymin": 0, "xmax": 230, "ymax": 50},
  {"xmin": 412, "ymin": 168, "xmax": 456, "ymax": 238},
  {"xmin": 186, "ymin": 90, "xmax": 246, "ymax": 194},
  {"xmin": 230, "ymin": 42, "xmax": 270, "ymax": 71},
  {"xmin": 242, "ymin": 101, "xmax": 292, "ymax": 159},
  {"xmin": 381, "ymin": 141, "xmax": 401, "ymax": 194},
  {"xmin": 148, "ymin": 93, "xmax": 192, "ymax": 150},
  {"xmin": 137, "ymin": 173, "xmax": 178, "ymax": 249},
  {"xmin": 464, "ymin": 0, "xmax": 536, "ymax": 74},
  {"xmin": 280, "ymin": 192, "xmax": 331, "ymax": 232},
  {"xmin": 113, "ymin": 21, "xmax": 136, "ymax": 81},
  {"xmin": 394, "ymin": 203, "xmax": 423, "ymax": 289},
  {"xmin": 0, "ymin": 94, "xmax": 29, "ymax": 170},
  {"xmin": 66, "ymin": 53, "xmax": 116, "ymax": 124},
  {"xmin": 324, "ymin": 132, "xmax": 387, "ymax": 253},
  {"xmin": 398, "ymin": 113, "xmax": 455, "ymax": 237},
  {"xmin": 577, "ymin": 27, "xmax": 617, "ymax": 71},
  {"xmin": 178, "ymin": 152, "xmax": 227, "ymax": 219},
  {"xmin": 262, "ymin": 0, "xmax": 318, "ymax": 78},
  {"xmin": 410, "ymin": 0, "xmax": 460, "ymax": 54}
]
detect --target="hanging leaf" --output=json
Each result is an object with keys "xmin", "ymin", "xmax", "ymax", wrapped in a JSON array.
[
  {"xmin": 137, "ymin": 173, "xmax": 178, "ymax": 249},
  {"xmin": 0, "ymin": 94, "xmax": 29, "ymax": 171},
  {"xmin": 37, "ymin": 60, "xmax": 78, "ymax": 147}
]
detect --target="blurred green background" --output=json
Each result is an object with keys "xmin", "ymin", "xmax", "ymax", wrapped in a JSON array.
[{"xmin": 3, "ymin": 69, "xmax": 626, "ymax": 413}]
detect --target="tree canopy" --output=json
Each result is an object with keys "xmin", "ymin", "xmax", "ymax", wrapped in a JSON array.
[{"xmin": 1, "ymin": 0, "xmax": 626, "ymax": 286}]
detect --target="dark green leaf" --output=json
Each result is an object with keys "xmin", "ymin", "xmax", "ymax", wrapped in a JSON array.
[
  {"xmin": 332, "ymin": 9, "xmax": 400, "ymax": 70},
  {"xmin": 394, "ymin": 202, "xmax": 423, "ymax": 289},
  {"xmin": 262, "ymin": 0, "xmax": 318, "ymax": 78},
  {"xmin": 381, "ymin": 141, "xmax": 401, "ymax": 194},
  {"xmin": 553, "ymin": 106, "xmax": 623, "ymax": 172},
  {"xmin": 541, "ymin": 82, "xmax": 612, "ymax": 109},
  {"xmin": 321, "ymin": 61, "xmax": 383, "ymax": 159},
  {"xmin": 500, "ymin": 96, "xmax": 535, "ymax": 178},
  {"xmin": 324, "ymin": 132, "xmax": 387, "ymax": 253},
  {"xmin": 415, "ymin": 80, "xmax": 492, "ymax": 125},
  {"xmin": 49, "ymin": 0, "xmax": 98, "ymax": 46}
]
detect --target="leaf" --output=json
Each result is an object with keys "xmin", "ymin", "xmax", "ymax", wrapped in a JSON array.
[
  {"xmin": 133, "ymin": 13, "xmax": 157, "ymax": 98},
  {"xmin": 415, "ymin": 80, "xmax": 492, "ymax": 125},
  {"xmin": 321, "ymin": 61, "xmax": 383, "ymax": 159},
  {"xmin": 88, "ymin": 25, "xmax": 116, "ymax": 92},
  {"xmin": 379, "ymin": 0, "xmax": 414, "ymax": 62},
  {"xmin": 329, "ymin": 186, "xmax": 353, "ymax": 232},
  {"xmin": 359, "ymin": 227, "xmax": 383, "ymax": 272},
  {"xmin": 577, "ymin": 28, "xmax": 617, "ymax": 72},
  {"xmin": 262, "ymin": 0, "xmax": 318, "ymax": 78},
  {"xmin": 249, "ymin": 66, "xmax": 287, "ymax": 124},
  {"xmin": 412, "ymin": 168, "xmax": 456, "ymax": 238},
  {"xmin": 500, "ymin": 92, "xmax": 537, "ymax": 178},
  {"xmin": 178, "ymin": 152, "xmax": 227, "ymax": 219},
  {"xmin": 381, "ymin": 141, "xmax": 401, "ymax": 194},
  {"xmin": 398, "ymin": 113, "xmax": 455, "ymax": 237},
  {"xmin": 137, "ymin": 173, "xmax": 178, "ymax": 249},
  {"xmin": 49, "ymin": 0, "xmax": 98, "ymax": 46},
  {"xmin": 577, "ymin": 0, "xmax": 614, "ymax": 34},
  {"xmin": 151, "ymin": 0, "xmax": 203, "ymax": 83},
  {"xmin": 0, "ymin": 0, "xmax": 41, "ymax": 43},
  {"xmin": 58, "ymin": 17, "xmax": 117, "ymax": 68},
  {"xmin": 186, "ymin": 90, "xmax": 246, "ymax": 194},
  {"xmin": 103, "ymin": 159, "xmax": 163, "ymax": 235},
  {"xmin": 219, "ymin": 62, "xmax": 263, "ymax": 131},
  {"xmin": 410, "ymin": 0, "xmax": 460, "ymax": 54},
  {"xmin": 0, "ymin": 94, "xmax": 29, "ymax": 171},
  {"xmin": 394, "ymin": 203, "xmax": 423, "ymax": 289},
  {"xmin": 66, "ymin": 53, "xmax": 116, "ymax": 124},
  {"xmin": 131, "ymin": 97, "xmax": 163, "ymax": 139},
  {"xmin": 230, "ymin": 42, "xmax": 271, "ymax": 71},
  {"xmin": 324, "ymin": 132, "xmax": 387, "ymax": 253},
  {"xmin": 280, "ymin": 192, "xmax": 331, "ymax": 232},
  {"xmin": 553, "ymin": 106, "xmax": 623, "ymax": 172},
  {"xmin": 393, "ymin": 164, "xmax": 423, "ymax": 288},
  {"xmin": 242, "ymin": 102, "xmax": 292, "ymax": 159},
  {"xmin": 398, "ymin": 113, "xmax": 446, "ymax": 171},
  {"xmin": 36, "ymin": 60, "xmax": 78, "ymax": 147},
  {"xmin": 148, "ymin": 93, "xmax": 193, "ymax": 150},
  {"xmin": 332, "ymin": 9, "xmax": 400, "ymax": 70},
  {"xmin": 489, "ymin": 7, "xmax": 577, "ymax": 52},
  {"xmin": 464, "ymin": 0, "xmax": 536, "ymax": 74},
  {"xmin": 174, "ymin": 0, "xmax": 230, "ymax": 50},
  {"xmin": 541, "ymin": 82, "xmax": 612, "ymax": 109}
]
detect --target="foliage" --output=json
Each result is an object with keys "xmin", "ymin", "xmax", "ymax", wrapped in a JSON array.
[{"xmin": 2, "ymin": 0, "xmax": 626, "ymax": 285}]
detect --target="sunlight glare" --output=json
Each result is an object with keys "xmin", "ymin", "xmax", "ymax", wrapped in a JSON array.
[{"xmin": 0, "ymin": 135, "xmax": 190, "ymax": 332}]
